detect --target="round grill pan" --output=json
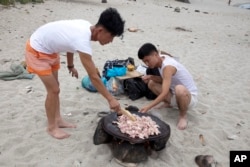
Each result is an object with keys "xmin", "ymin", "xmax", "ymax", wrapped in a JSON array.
[{"xmin": 102, "ymin": 111, "xmax": 170, "ymax": 144}]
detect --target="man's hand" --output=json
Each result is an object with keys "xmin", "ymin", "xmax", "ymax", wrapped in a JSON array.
[
  {"xmin": 68, "ymin": 67, "xmax": 78, "ymax": 78},
  {"xmin": 139, "ymin": 105, "xmax": 151, "ymax": 113},
  {"xmin": 141, "ymin": 75, "xmax": 151, "ymax": 84},
  {"xmin": 108, "ymin": 98, "xmax": 121, "ymax": 114}
]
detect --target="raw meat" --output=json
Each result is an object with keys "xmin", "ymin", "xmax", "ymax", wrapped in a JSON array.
[{"xmin": 113, "ymin": 114, "xmax": 160, "ymax": 139}]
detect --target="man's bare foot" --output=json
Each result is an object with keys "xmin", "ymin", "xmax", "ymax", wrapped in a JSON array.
[
  {"xmin": 57, "ymin": 119, "xmax": 76, "ymax": 128},
  {"xmin": 47, "ymin": 127, "xmax": 70, "ymax": 139},
  {"xmin": 177, "ymin": 116, "xmax": 188, "ymax": 130}
]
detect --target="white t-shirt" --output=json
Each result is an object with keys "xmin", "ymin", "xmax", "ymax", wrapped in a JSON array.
[
  {"xmin": 30, "ymin": 20, "xmax": 92, "ymax": 55},
  {"xmin": 158, "ymin": 55, "xmax": 198, "ymax": 95}
]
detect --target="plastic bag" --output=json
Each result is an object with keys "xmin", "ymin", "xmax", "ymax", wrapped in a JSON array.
[
  {"xmin": 106, "ymin": 77, "xmax": 124, "ymax": 96},
  {"xmin": 81, "ymin": 75, "xmax": 107, "ymax": 92},
  {"xmin": 102, "ymin": 57, "xmax": 134, "ymax": 80},
  {"xmin": 106, "ymin": 65, "xmax": 127, "ymax": 77}
]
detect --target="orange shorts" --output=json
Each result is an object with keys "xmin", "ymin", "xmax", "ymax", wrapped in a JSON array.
[{"xmin": 25, "ymin": 40, "xmax": 60, "ymax": 76}]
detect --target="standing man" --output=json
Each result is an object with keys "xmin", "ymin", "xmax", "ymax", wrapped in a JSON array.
[
  {"xmin": 25, "ymin": 8, "xmax": 125, "ymax": 139},
  {"xmin": 137, "ymin": 43, "xmax": 198, "ymax": 130}
]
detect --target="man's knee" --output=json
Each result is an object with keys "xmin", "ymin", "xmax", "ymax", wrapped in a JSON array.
[
  {"xmin": 147, "ymin": 80, "xmax": 154, "ymax": 90},
  {"xmin": 175, "ymin": 85, "xmax": 189, "ymax": 97},
  {"xmin": 49, "ymin": 87, "xmax": 60, "ymax": 95}
]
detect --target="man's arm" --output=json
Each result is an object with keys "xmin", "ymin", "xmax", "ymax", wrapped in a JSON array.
[
  {"xmin": 66, "ymin": 52, "xmax": 79, "ymax": 78},
  {"xmin": 141, "ymin": 65, "xmax": 176, "ymax": 112},
  {"xmin": 66, "ymin": 52, "xmax": 74, "ymax": 67},
  {"xmin": 141, "ymin": 75, "xmax": 162, "ymax": 84},
  {"xmin": 78, "ymin": 51, "xmax": 120, "ymax": 111},
  {"xmin": 150, "ymin": 75, "xmax": 162, "ymax": 83}
]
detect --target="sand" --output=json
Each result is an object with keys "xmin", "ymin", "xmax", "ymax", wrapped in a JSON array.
[{"xmin": 0, "ymin": 0, "xmax": 250, "ymax": 166}]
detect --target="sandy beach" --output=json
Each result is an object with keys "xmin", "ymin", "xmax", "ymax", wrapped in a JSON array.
[{"xmin": 0, "ymin": 0, "xmax": 250, "ymax": 166}]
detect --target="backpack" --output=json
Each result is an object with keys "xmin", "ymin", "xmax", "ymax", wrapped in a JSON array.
[
  {"xmin": 123, "ymin": 77, "xmax": 148, "ymax": 101},
  {"xmin": 143, "ymin": 67, "xmax": 160, "ymax": 100}
]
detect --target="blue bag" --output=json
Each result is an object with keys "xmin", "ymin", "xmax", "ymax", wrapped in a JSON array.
[
  {"xmin": 102, "ymin": 57, "xmax": 134, "ymax": 80},
  {"xmin": 81, "ymin": 76, "xmax": 107, "ymax": 92},
  {"xmin": 106, "ymin": 65, "xmax": 127, "ymax": 78}
]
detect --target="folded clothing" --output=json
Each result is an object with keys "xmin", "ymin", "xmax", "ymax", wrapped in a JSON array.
[{"xmin": 0, "ymin": 63, "xmax": 34, "ymax": 81}]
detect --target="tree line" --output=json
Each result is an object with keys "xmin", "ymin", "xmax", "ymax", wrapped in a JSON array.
[{"xmin": 0, "ymin": 0, "xmax": 43, "ymax": 6}]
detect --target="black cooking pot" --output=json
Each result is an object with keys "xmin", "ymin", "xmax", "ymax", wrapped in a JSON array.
[{"xmin": 102, "ymin": 110, "xmax": 171, "ymax": 144}]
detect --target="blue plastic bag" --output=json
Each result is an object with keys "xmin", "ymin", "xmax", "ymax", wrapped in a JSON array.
[
  {"xmin": 106, "ymin": 66, "xmax": 127, "ymax": 77},
  {"xmin": 81, "ymin": 76, "xmax": 107, "ymax": 92}
]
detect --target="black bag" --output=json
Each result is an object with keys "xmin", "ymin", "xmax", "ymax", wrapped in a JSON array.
[
  {"xmin": 143, "ymin": 67, "xmax": 160, "ymax": 100},
  {"xmin": 123, "ymin": 77, "xmax": 148, "ymax": 101},
  {"xmin": 146, "ymin": 67, "xmax": 160, "ymax": 76},
  {"xmin": 144, "ymin": 88, "xmax": 158, "ymax": 100}
]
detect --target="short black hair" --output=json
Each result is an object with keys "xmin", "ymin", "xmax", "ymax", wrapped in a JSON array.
[
  {"xmin": 96, "ymin": 7, "xmax": 125, "ymax": 36},
  {"xmin": 138, "ymin": 43, "xmax": 158, "ymax": 59}
]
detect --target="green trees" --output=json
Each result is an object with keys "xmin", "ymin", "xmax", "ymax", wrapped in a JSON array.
[{"xmin": 0, "ymin": 0, "xmax": 43, "ymax": 6}]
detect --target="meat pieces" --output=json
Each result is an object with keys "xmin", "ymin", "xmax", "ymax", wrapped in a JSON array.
[{"xmin": 113, "ymin": 114, "xmax": 160, "ymax": 139}]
